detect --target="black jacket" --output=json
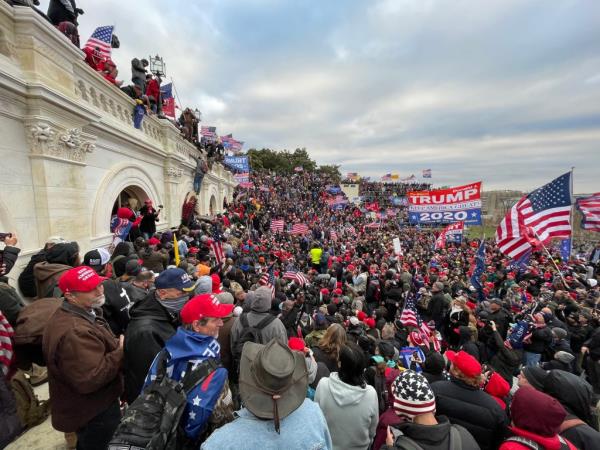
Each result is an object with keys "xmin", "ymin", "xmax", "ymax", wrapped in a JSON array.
[
  {"xmin": 124, "ymin": 292, "xmax": 179, "ymax": 403},
  {"xmin": 489, "ymin": 330, "xmax": 522, "ymax": 385},
  {"xmin": 47, "ymin": 0, "xmax": 77, "ymax": 25},
  {"xmin": 523, "ymin": 326, "xmax": 553, "ymax": 354},
  {"xmin": 101, "ymin": 279, "xmax": 131, "ymax": 336},
  {"xmin": 0, "ymin": 246, "xmax": 20, "ymax": 278},
  {"xmin": 382, "ymin": 416, "xmax": 480, "ymax": 450},
  {"xmin": 431, "ymin": 379, "xmax": 508, "ymax": 450},
  {"xmin": 543, "ymin": 370, "xmax": 600, "ymax": 450},
  {"xmin": 17, "ymin": 249, "xmax": 46, "ymax": 298},
  {"xmin": 0, "ymin": 279, "xmax": 24, "ymax": 326},
  {"xmin": 584, "ymin": 328, "xmax": 600, "ymax": 361},
  {"xmin": 427, "ymin": 292, "xmax": 446, "ymax": 324},
  {"xmin": 488, "ymin": 308, "xmax": 512, "ymax": 340}
]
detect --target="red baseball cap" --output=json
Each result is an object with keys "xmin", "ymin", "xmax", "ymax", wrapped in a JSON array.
[
  {"xmin": 446, "ymin": 350, "xmax": 481, "ymax": 378},
  {"xmin": 288, "ymin": 337, "xmax": 305, "ymax": 352},
  {"xmin": 180, "ymin": 294, "xmax": 234, "ymax": 324},
  {"xmin": 147, "ymin": 237, "xmax": 160, "ymax": 245},
  {"xmin": 58, "ymin": 266, "xmax": 106, "ymax": 294}
]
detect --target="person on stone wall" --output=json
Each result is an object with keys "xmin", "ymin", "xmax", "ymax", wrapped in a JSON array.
[
  {"xmin": 130, "ymin": 58, "xmax": 149, "ymax": 92},
  {"xmin": 194, "ymin": 156, "xmax": 209, "ymax": 195}
]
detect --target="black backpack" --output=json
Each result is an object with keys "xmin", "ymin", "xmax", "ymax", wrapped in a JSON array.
[
  {"xmin": 392, "ymin": 425, "xmax": 462, "ymax": 450},
  {"xmin": 108, "ymin": 351, "xmax": 219, "ymax": 450},
  {"xmin": 231, "ymin": 313, "xmax": 276, "ymax": 378}
]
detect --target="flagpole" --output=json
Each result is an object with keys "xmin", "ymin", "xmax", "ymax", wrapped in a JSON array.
[
  {"xmin": 533, "ymin": 230, "xmax": 568, "ymax": 288},
  {"xmin": 170, "ymin": 77, "xmax": 183, "ymax": 114},
  {"xmin": 569, "ymin": 166, "xmax": 575, "ymax": 257}
]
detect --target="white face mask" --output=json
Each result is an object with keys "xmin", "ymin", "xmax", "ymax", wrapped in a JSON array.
[{"xmin": 91, "ymin": 295, "xmax": 106, "ymax": 308}]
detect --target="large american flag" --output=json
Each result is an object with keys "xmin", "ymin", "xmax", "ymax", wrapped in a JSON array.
[
  {"xmin": 259, "ymin": 266, "xmax": 276, "ymax": 298},
  {"xmin": 270, "ymin": 219, "xmax": 285, "ymax": 233},
  {"xmin": 496, "ymin": 172, "xmax": 572, "ymax": 260},
  {"xmin": 201, "ymin": 126, "xmax": 217, "ymax": 139},
  {"xmin": 399, "ymin": 295, "xmax": 421, "ymax": 328},
  {"xmin": 210, "ymin": 225, "xmax": 225, "ymax": 266},
  {"xmin": 291, "ymin": 223, "xmax": 309, "ymax": 235},
  {"xmin": 83, "ymin": 26, "xmax": 114, "ymax": 60},
  {"xmin": 283, "ymin": 269, "xmax": 309, "ymax": 287},
  {"xmin": 576, "ymin": 193, "xmax": 600, "ymax": 232}
]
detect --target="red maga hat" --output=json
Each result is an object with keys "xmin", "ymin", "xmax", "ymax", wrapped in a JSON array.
[
  {"xmin": 180, "ymin": 294, "xmax": 234, "ymax": 324},
  {"xmin": 58, "ymin": 266, "xmax": 106, "ymax": 294},
  {"xmin": 445, "ymin": 350, "xmax": 481, "ymax": 378}
]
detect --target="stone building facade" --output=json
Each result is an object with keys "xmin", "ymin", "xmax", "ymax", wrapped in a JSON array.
[{"xmin": 0, "ymin": 4, "xmax": 236, "ymax": 281}]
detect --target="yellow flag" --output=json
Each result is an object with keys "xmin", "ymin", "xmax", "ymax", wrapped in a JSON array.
[{"xmin": 173, "ymin": 234, "xmax": 180, "ymax": 267}]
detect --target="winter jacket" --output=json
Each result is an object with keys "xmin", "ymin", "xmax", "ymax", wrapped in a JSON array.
[
  {"xmin": 0, "ymin": 279, "xmax": 24, "ymax": 326},
  {"xmin": 42, "ymin": 301, "xmax": 123, "ymax": 432},
  {"xmin": 431, "ymin": 378, "xmax": 508, "ymax": 450},
  {"xmin": 139, "ymin": 205, "xmax": 159, "ymax": 235},
  {"xmin": 138, "ymin": 249, "xmax": 168, "ymax": 273},
  {"xmin": 315, "ymin": 372, "xmax": 379, "ymax": 450},
  {"xmin": 489, "ymin": 330, "xmax": 522, "ymax": 386},
  {"xmin": 100, "ymin": 279, "xmax": 131, "ymax": 336},
  {"xmin": 229, "ymin": 289, "xmax": 287, "ymax": 352},
  {"xmin": 47, "ymin": 0, "xmax": 78, "ymax": 25},
  {"xmin": 427, "ymin": 292, "xmax": 446, "ymax": 324},
  {"xmin": 499, "ymin": 426, "xmax": 577, "ymax": 450},
  {"xmin": 373, "ymin": 408, "xmax": 405, "ymax": 450},
  {"xmin": 583, "ymin": 328, "xmax": 600, "ymax": 361},
  {"xmin": 543, "ymin": 369, "xmax": 600, "ymax": 450},
  {"xmin": 33, "ymin": 261, "xmax": 71, "ymax": 299},
  {"xmin": 216, "ymin": 315, "xmax": 234, "ymax": 373},
  {"xmin": 488, "ymin": 308, "xmax": 512, "ymax": 340},
  {"xmin": 0, "ymin": 246, "xmax": 20, "ymax": 277},
  {"xmin": 381, "ymin": 416, "xmax": 481, "ymax": 450},
  {"xmin": 124, "ymin": 292, "xmax": 179, "ymax": 403},
  {"xmin": 131, "ymin": 58, "xmax": 147, "ymax": 90},
  {"xmin": 17, "ymin": 249, "xmax": 46, "ymax": 298},
  {"xmin": 524, "ymin": 326, "xmax": 553, "ymax": 355},
  {"xmin": 143, "ymin": 328, "xmax": 229, "ymax": 440},
  {"xmin": 0, "ymin": 374, "xmax": 22, "ymax": 449}
]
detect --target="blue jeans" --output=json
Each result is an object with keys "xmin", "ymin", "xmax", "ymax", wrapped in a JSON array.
[
  {"xmin": 523, "ymin": 351, "xmax": 542, "ymax": 367},
  {"xmin": 193, "ymin": 173, "xmax": 204, "ymax": 194}
]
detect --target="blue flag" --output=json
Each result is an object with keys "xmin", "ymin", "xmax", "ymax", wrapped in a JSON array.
[
  {"xmin": 160, "ymin": 83, "xmax": 173, "ymax": 99},
  {"xmin": 133, "ymin": 104, "xmax": 146, "ymax": 129},
  {"xmin": 470, "ymin": 240, "xmax": 485, "ymax": 300},
  {"xmin": 508, "ymin": 249, "xmax": 531, "ymax": 274},
  {"xmin": 560, "ymin": 238, "xmax": 571, "ymax": 262}
]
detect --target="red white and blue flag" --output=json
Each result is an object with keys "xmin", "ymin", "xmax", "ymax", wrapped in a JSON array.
[
  {"xmin": 496, "ymin": 172, "xmax": 572, "ymax": 259},
  {"xmin": 259, "ymin": 266, "xmax": 276, "ymax": 298},
  {"xmin": 435, "ymin": 222, "xmax": 464, "ymax": 249},
  {"xmin": 283, "ymin": 269, "xmax": 309, "ymax": 287},
  {"xmin": 210, "ymin": 226, "xmax": 225, "ymax": 266},
  {"xmin": 270, "ymin": 219, "xmax": 285, "ymax": 233},
  {"xmin": 83, "ymin": 26, "xmax": 114, "ymax": 60},
  {"xmin": 576, "ymin": 193, "xmax": 600, "ymax": 232},
  {"xmin": 291, "ymin": 223, "xmax": 309, "ymax": 235}
]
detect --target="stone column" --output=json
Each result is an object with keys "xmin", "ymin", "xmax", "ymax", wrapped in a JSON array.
[
  {"xmin": 163, "ymin": 162, "xmax": 184, "ymax": 227},
  {"xmin": 26, "ymin": 121, "xmax": 96, "ymax": 248}
]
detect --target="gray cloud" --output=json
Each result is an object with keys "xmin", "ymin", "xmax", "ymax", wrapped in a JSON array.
[{"xmin": 37, "ymin": 0, "xmax": 600, "ymax": 192}]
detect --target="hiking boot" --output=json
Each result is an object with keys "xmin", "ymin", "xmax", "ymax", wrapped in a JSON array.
[{"xmin": 26, "ymin": 363, "xmax": 48, "ymax": 387}]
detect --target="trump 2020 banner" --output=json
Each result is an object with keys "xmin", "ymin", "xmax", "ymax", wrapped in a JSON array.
[
  {"xmin": 408, "ymin": 182, "xmax": 482, "ymax": 225},
  {"xmin": 223, "ymin": 156, "xmax": 250, "ymax": 172}
]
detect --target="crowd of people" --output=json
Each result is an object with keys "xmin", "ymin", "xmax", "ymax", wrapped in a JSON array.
[{"xmin": 1, "ymin": 168, "xmax": 600, "ymax": 450}]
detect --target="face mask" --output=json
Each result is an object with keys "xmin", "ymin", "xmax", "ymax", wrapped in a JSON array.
[
  {"xmin": 161, "ymin": 294, "xmax": 189, "ymax": 313},
  {"xmin": 91, "ymin": 295, "xmax": 106, "ymax": 308},
  {"xmin": 386, "ymin": 360, "xmax": 397, "ymax": 369}
]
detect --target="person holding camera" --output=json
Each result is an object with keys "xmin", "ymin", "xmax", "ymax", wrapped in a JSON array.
[{"xmin": 0, "ymin": 232, "xmax": 20, "ymax": 277}]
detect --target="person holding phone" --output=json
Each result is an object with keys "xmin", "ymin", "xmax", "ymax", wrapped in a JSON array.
[{"xmin": 0, "ymin": 232, "xmax": 20, "ymax": 277}]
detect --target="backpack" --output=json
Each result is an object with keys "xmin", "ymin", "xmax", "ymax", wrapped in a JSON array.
[
  {"xmin": 9, "ymin": 370, "xmax": 50, "ymax": 430},
  {"xmin": 108, "ymin": 351, "xmax": 219, "ymax": 450},
  {"xmin": 392, "ymin": 425, "xmax": 462, "ymax": 450},
  {"xmin": 505, "ymin": 435, "xmax": 571, "ymax": 450},
  {"xmin": 231, "ymin": 313, "xmax": 276, "ymax": 378}
]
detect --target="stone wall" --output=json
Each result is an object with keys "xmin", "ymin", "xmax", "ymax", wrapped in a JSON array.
[{"xmin": 0, "ymin": 3, "xmax": 236, "ymax": 281}]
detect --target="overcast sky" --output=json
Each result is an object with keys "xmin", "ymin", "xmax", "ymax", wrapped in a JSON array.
[{"xmin": 39, "ymin": 0, "xmax": 600, "ymax": 193}]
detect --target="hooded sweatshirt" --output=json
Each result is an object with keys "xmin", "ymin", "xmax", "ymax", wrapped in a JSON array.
[{"xmin": 314, "ymin": 372, "xmax": 378, "ymax": 450}]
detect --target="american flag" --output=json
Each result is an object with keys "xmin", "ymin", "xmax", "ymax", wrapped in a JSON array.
[
  {"xmin": 259, "ymin": 266, "xmax": 276, "ymax": 298},
  {"xmin": 330, "ymin": 230, "xmax": 338, "ymax": 241},
  {"xmin": 576, "ymin": 193, "xmax": 600, "ymax": 232},
  {"xmin": 291, "ymin": 223, "xmax": 309, "ymax": 235},
  {"xmin": 435, "ymin": 222, "xmax": 464, "ymax": 249},
  {"xmin": 399, "ymin": 295, "xmax": 421, "ymax": 328},
  {"xmin": 83, "ymin": 26, "xmax": 114, "ymax": 60},
  {"xmin": 283, "ymin": 269, "xmax": 309, "ymax": 287},
  {"xmin": 0, "ymin": 311, "xmax": 14, "ymax": 376},
  {"xmin": 508, "ymin": 249, "xmax": 532, "ymax": 273},
  {"xmin": 346, "ymin": 225, "xmax": 356, "ymax": 235},
  {"xmin": 381, "ymin": 173, "xmax": 392, "ymax": 182},
  {"xmin": 201, "ymin": 126, "xmax": 217, "ymax": 138},
  {"xmin": 210, "ymin": 225, "xmax": 225, "ymax": 266},
  {"xmin": 270, "ymin": 219, "xmax": 285, "ymax": 233},
  {"xmin": 496, "ymin": 172, "xmax": 572, "ymax": 260}
]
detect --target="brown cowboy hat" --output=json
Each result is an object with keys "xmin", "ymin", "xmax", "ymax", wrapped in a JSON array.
[{"xmin": 239, "ymin": 339, "xmax": 307, "ymax": 426}]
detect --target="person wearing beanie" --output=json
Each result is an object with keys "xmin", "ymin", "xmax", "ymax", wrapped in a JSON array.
[
  {"xmin": 379, "ymin": 371, "xmax": 480, "ymax": 450},
  {"xmin": 432, "ymin": 351, "xmax": 508, "ymax": 450},
  {"xmin": 518, "ymin": 366, "xmax": 549, "ymax": 391},
  {"xmin": 484, "ymin": 372, "xmax": 511, "ymax": 411},
  {"xmin": 542, "ymin": 351, "xmax": 576, "ymax": 373},
  {"xmin": 421, "ymin": 351, "xmax": 450, "ymax": 384},
  {"xmin": 305, "ymin": 313, "xmax": 329, "ymax": 348},
  {"xmin": 499, "ymin": 386, "xmax": 577, "ymax": 450}
]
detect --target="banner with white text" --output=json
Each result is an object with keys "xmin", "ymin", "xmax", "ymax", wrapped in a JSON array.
[{"xmin": 408, "ymin": 182, "xmax": 482, "ymax": 225}]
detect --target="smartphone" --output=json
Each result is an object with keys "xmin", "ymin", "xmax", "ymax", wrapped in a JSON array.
[{"xmin": 0, "ymin": 233, "xmax": 12, "ymax": 241}]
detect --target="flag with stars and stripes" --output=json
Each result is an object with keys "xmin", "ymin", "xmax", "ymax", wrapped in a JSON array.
[
  {"xmin": 576, "ymin": 192, "xmax": 600, "ymax": 232},
  {"xmin": 330, "ymin": 230, "xmax": 338, "ymax": 241},
  {"xmin": 291, "ymin": 223, "xmax": 309, "ymax": 235},
  {"xmin": 399, "ymin": 295, "xmax": 421, "ymax": 329},
  {"xmin": 496, "ymin": 172, "xmax": 572, "ymax": 260},
  {"xmin": 210, "ymin": 225, "xmax": 224, "ymax": 266},
  {"xmin": 270, "ymin": 219, "xmax": 284, "ymax": 233},
  {"xmin": 283, "ymin": 269, "xmax": 309, "ymax": 287},
  {"xmin": 83, "ymin": 26, "xmax": 114, "ymax": 60},
  {"xmin": 259, "ymin": 266, "xmax": 276, "ymax": 298}
]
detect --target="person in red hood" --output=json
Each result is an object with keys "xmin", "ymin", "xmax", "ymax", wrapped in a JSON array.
[{"xmin": 500, "ymin": 385, "xmax": 577, "ymax": 450}]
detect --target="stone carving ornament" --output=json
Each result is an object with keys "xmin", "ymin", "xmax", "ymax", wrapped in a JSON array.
[{"xmin": 27, "ymin": 122, "xmax": 95, "ymax": 163}]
